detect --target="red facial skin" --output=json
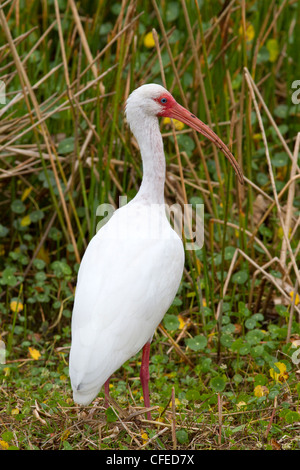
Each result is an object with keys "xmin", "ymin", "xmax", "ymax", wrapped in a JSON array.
[{"xmin": 154, "ymin": 94, "xmax": 176, "ymax": 117}]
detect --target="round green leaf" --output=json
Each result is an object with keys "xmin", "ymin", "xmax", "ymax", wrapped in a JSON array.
[
  {"xmin": 245, "ymin": 317, "xmax": 256, "ymax": 329},
  {"xmin": 246, "ymin": 329, "xmax": 264, "ymax": 345},
  {"xmin": 30, "ymin": 210, "xmax": 44, "ymax": 222},
  {"xmin": 176, "ymin": 429, "xmax": 189, "ymax": 444},
  {"xmin": 251, "ymin": 345, "xmax": 265, "ymax": 357},
  {"xmin": 210, "ymin": 375, "xmax": 226, "ymax": 392},
  {"xmin": 171, "ymin": 297, "xmax": 182, "ymax": 307},
  {"xmin": 33, "ymin": 259, "xmax": 46, "ymax": 270},
  {"xmin": 233, "ymin": 373, "xmax": 243, "ymax": 384},
  {"xmin": 1, "ymin": 267, "xmax": 17, "ymax": 286},
  {"xmin": 232, "ymin": 270, "xmax": 248, "ymax": 284},
  {"xmin": 48, "ymin": 227, "xmax": 62, "ymax": 241},
  {"xmin": 220, "ymin": 333, "xmax": 233, "ymax": 348},
  {"xmin": 271, "ymin": 152, "xmax": 288, "ymax": 168},
  {"xmin": 239, "ymin": 343, "xmax": 251, "ymax": 355},
  {"xmin": 225, "ymin": 246, "xmax": 236, "ymax": 260},
  {"xmin": 186, "ymin": 334, "xmax": 207, "ymax": 351},
  {"xmin": 284, "ymin": 411, "xmax": 300, "ymax": 424},
  {"xmin": 166, "ymin": 2, "xmax": 180, "ymax": 22},
  {"xmin": 11, "ymin": 199, "xmax": 26, "ymax": 214},
  {"xmin": 0, "ymin": 224, "xmax": 9, "ymax": 237},
  {"xmin": 58, "ymin": 137, "xmax": 75, "ymax": 154},
  {"xmin": 163, "ymin": 314, "xmax": 179, "ymax": 331}
]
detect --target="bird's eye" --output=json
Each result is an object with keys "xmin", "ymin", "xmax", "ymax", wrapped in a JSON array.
[{"xmin": 161, "ymin": 98, "xmax": 167, "ymax": 104}]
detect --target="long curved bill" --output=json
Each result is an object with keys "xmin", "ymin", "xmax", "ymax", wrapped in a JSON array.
[{"xmin": 167, "ymin": 102, "xmax": 244, "ymax": 185}]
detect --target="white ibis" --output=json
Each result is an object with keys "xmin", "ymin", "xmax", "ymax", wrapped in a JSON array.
[{"xmin": 69, "ymin": 84, "xmax": 244, "ymax": 417}]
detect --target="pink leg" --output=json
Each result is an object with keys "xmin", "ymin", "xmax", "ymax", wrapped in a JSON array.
[
  {"xmin": 104, "ymin": 378, "xmax": 110, "ymax": 408},
  {"xmin": 140, "ymin": 342, "xmax": 151, "ymax": 419}
]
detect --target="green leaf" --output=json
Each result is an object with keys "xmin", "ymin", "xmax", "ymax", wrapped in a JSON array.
[
  {"xmin": 1, "ymin": 267, "xmax": 17, "ymax": 286},
  {"xmin": 30, "ymin": 210, "xmax": 45, "ymax": 222},
  {"xmin": 251, "ymin": 345, "xmax": 265, "ymax": 357},
  {"xmin": 222, "ymin": 323, "xmax": 236, "ymax": 334},
  {"xmin": 233, "ymin": 373, "xmax": 243, "ymax": 384},
  {"xmin": 210, "ymin": 375, "xmax": 226, "ymax": 392},
  {"xmin": 186, "ymin": 389, "xmax": 200, "ymax": 401},
  {"xmin": 171, "ymin": 297, "xmax": 182, "ymax": 307},
  {"xmin": 176, "ymin": 429, "xmax": 189, "ymax": 444},
  {"xmin": 239, "ymin": 343, "xmax": 251, "ymax": 355},
  {"xmin": 105, "ymin": 407, "xmax": 118, "ymax": 423},
  {"xmin": 11, "ymin": 199, "xmax": 26, "ymax": 214},
  {"xmin": 62, "ymin": 441, "xmax": 73, "ymax": 450},
  {"xmin": 1, "ymin": 430, "xmax": 13, "ymax": 442},
  {"xmin": 33, "ymin": 259, "xmax": 46, "ymax": 270},
  {"xmin": 245, "ymin": 329, "xmax": 264, "ymax": 345},
  {"xmin": 271, "ymin": 152, "xmax": 288, "ymax": 168},
  {"xmin": 230, "ymin": 338, "xmax": 244, "ymax": 352},
  {"xmin": 186, "ymin": 334, "xmax": 207, "ymax": 351},
  {"xmin": 163, "ymin": 314, "xmax": 179, "ymax": 331},
  {"xmin": 274, "ymin": 104, "xmax": 289, "ymax": 119},
  {"xmin": 232, "ymin": 270, "xmax": 248, "ymax": 284},
  {"xmin": 284, "ymin": 410, "xmax": 300, "ymax": 424},
  {"xmin": 256, "ymin": 172, "xmax": 269, "ymax": 186},
  {"xmin": 254, "ymin": 374, "xmax": 267, "ymax": 386},
  {"xmin": 224, "ymin": 246, "xmax": 236, "ymax": 260},
  {"xmin": 0, "ymin": 224, "xmax": 9, "ymax": 237},
  {"xmin": 220, "ymin": 333, "xmax": 233, "ymax": 348},
  {"xmin": 165, "ymin": 2, "xmax": 180, "ymax": 22},
  {"xmin": 58, "ymin": 137, "xmax": 75, "ymax": 154},
  {"xmin": 48, "ymin": 227, "xmax": 62, "ymax": 241},
  {"xmin": 51, "ymin": 261, "xmax": 72, "ymax": 278},
  {"xmin": 245, "ymin": 317, "xmax": 256, "ymax": 329},
  {"xmin": 177, "ymin": 134, "xmax": 195, "ymax": 155}
]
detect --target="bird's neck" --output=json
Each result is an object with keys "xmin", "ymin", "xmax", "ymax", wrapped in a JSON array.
[{"xmin": 131, "ymin": 116, "xmax": 166, "ymax": 205}]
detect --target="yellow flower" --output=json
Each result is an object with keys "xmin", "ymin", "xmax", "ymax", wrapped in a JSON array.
[
  {"xmin": 0, "ymin": 440, "xmax": 9, "ymax": 450},
  {"xmin": 254, "ymin": 385, "xmax": 269, "ymax": 397},
  {"xmin": 239, "ymin": 23, "xmax": 255, "ymax": 42},
  {"xmin": 10, "ymin": 300, "xmax": 23, "ymax": 313},
  {"xmin": 144, "ymin": 32, "xmax": 156, "ymax": 48},
  {"xmin": 178, "ymin": 315, "xmax": 186, "ymax": 329},
  {"xmin": 11, "ymin": 408, "xmax": 19, "ymax": 415},
  {"xmin": 266, "ymin": 39, "xmax": 279, "ymax": 63},
  {"xmin": 168, "ymin": 398, "xmax": 180, "ymax": 407},
  {"xmin": 163, "ymin": 117, "xmax": 184, "ymax": 130},
  {"xmin": 173, "ymin": 119, "xmax": 184, "ymax": 130},
  {"xmin": 20, "ymin": 215, "xmax": 31, "ymax": 227},
  {"xmin": 28, "ymin": 347, "xmax": 41, "ymax": 360},
  {"xmin": 141, "ymin": 431, "xmax": 148, "ymax": 443},
  {"xmin": 269, "ymin": 362, "xmax": 289, "ymax": 382},
  {"xmin": 290, "ymin": 291, "xmax": 299, "ymax": 306}
]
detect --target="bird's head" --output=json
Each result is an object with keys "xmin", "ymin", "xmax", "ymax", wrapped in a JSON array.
[{"xmin": 125, "ymin": 84, "xmax": 244, "ymax": 185}]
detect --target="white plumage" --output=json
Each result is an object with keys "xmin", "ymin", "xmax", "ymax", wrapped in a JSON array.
[
  {"xmin": 69, "ymin": 202, "xmax": 184, "ymax": 405},
  {"xmin": 69, "ymin": 84, "xmax": 243, "ymax": 409}
]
